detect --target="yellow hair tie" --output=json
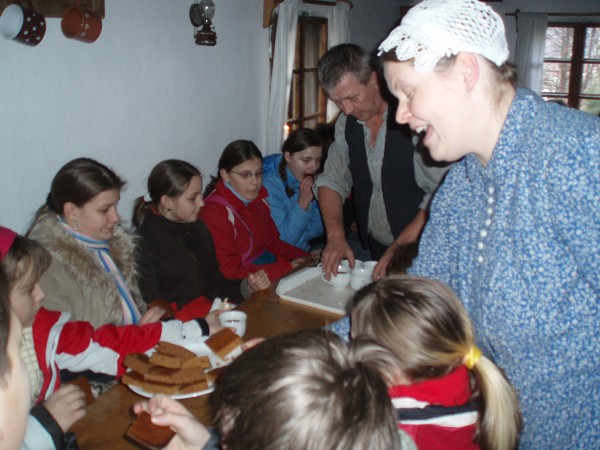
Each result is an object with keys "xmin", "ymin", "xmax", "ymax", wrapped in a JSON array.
[{"xmin": 463, "ymin": 346, "xmax": 482, "ymax": 370}]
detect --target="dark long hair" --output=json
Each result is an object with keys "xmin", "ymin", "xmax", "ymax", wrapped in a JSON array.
[
  {"xmin": 132, "ymin": 159, "xmax": 201, "ymax": 228},
  {"xmin": 29, "ymin": 158, "xmax": 125, "ymax": 229},
  {"xmin": 278, "ymin": 128, "xmax": 323, "ymax": 198},
  {"xmin": 203, "ymin": 140, "xmax": 263, "ymax": 196}
]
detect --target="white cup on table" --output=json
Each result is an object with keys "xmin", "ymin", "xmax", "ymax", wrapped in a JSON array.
[
  {"xmin": 219, "ymin": 310, "xmax": 247, "ymax": 337},
  {"xmin": 350, "ymin": 267, "xmax": 372, "ymax": 291},
  {"xmin": 362, "ymin": 260, "xmax": 378, "ymax": 271},
  {"xmin": 321, "ymin": 266, "xmax": 350, "ymax": 289}
]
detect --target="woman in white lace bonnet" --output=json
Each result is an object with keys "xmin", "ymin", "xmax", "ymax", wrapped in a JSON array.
[{"xmin": 376, "ymin": 0, "xmax": 600, "ymax": 449}]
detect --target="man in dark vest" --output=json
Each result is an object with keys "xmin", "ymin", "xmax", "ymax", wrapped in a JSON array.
[{"xmin": 315, "ymin": 44, "xmax": 448, "ymax": 278}]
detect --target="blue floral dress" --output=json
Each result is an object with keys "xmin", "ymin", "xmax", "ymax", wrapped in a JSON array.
[{"xmin": 329, "ymin": 89, "xmax": 599, "ymax": 448}]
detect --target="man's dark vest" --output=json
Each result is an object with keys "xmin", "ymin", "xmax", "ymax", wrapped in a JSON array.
[{"xmin": 346, "ymin": 109, "xmax": 424, "ymax": 247}]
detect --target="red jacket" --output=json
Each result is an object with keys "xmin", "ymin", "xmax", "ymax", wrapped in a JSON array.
[
  {"xmin": 389, "ymin": 366, "xmax": 480, "ymax": 450},
  {"xmin": 31, "ymin": 307, "xmax": 203, "ymax": 403},
  {"xmin": 200, "ymin": 181, "xmax": 307, "ymax": 282}
]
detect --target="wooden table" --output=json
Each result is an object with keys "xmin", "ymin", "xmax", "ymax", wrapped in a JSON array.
[{"xmin": 70, "ymin": 286, "xmax": 343, "ymax": 449}]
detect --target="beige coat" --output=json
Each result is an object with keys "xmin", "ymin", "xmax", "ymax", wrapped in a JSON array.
[{"xmin": 28, "ymin": 209, "xmax": 146, "ymax": 328}]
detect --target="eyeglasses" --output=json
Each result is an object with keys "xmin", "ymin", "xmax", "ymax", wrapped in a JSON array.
[{"xmin": 229, "ymin": 170, "xmax": 263, "ymax": 180}]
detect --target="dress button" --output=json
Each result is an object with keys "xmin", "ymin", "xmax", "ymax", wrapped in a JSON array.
[
  {"xmin": 477, "ymin": 242, "xmax": 484, "ymax": 250},
  {"xmin": 480, "ymin": 229, "xmax": 488, "ymax": 238},
  {"xmin": 477, "ymin": 255, "xmax": 484, "ymax": 263},
  {"xmin": 485, "ymin": 219, "xmax": 491, "ymax": 226},
  {"xmin": 487, "ymin": 207, "xmax": 493, "ymax": 215},
  {"xmin": 487, "ymin": 196, "xmax": 494, "ymax": 205},
  {"xmin": 488, "ymin": 186, "xmax": 495, "ymax": 195}
]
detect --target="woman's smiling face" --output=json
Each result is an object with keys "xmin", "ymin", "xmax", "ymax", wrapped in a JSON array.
[{"xmin": 384, "ymin": 60, "xmax": 470, "ymax": 163}]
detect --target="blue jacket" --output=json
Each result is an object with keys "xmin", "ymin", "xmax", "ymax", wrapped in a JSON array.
[{"xmin": 262, "ymin": 154, "xmax": 324, "ymax": 251}]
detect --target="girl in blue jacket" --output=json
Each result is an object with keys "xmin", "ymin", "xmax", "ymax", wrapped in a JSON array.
[{"xmin": 262, "ymin": 128, "xmax": 324, "ymax": 252}]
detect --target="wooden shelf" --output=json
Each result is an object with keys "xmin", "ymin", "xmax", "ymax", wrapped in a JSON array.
[{"xmin": 0, "ymin": 0, "xmax": 105, "ymax": 19}]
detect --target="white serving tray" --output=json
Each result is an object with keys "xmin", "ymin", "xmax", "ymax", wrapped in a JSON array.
[{"xmin": 276, "ymin": 266, "xmax": 353, "ymax": 315}]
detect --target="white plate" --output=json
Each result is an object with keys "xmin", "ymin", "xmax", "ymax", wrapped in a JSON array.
[{"xmin": 124, "ymin": 337, "xmax": 222, "ymax": 399}]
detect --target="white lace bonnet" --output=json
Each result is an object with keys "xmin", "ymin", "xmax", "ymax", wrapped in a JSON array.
[{"xmin": 378, "ymin": 0, "xmax": 509, "ymax": 72}]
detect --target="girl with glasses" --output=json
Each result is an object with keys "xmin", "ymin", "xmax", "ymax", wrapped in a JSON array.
[{"xmin": 201, "ymin": 140, "xmax": 310, "ymax": 283}]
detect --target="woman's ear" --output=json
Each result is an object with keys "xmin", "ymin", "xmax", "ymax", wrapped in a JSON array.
[
  {"xmin": 219, "ymin": 168, "xmax": 230, "ymax": 183},
  {"xmin": 390, "ymin": 367, "xmax": 411, "ymax": 386},
  {"xmin": 159, "ymin": 195, "xmax": 173, "ymax": 213},
  {"xmin": 62, "ymin": 202, "xmax": 79, "ymax": 222},
  {"xmin": 455, "ymin": 52, "xmax": 480, "ymax": 92},
  {"xmin": 283, "ymin": 151, "xmax": 292, "ymax": 164}
]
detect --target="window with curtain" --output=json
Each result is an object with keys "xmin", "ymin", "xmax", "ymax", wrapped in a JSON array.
[
  {"xmin": 541, "ymin": 23, "xmax": 600, "ymax": 114},
  {"xmin": 286, "ymin": 15, "xmax": 328, "ymax": 131}
]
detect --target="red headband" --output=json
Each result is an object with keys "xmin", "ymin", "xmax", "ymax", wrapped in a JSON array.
[{"xmin": 0, "ymin": 226, "xmax": 17, "ymax": 262}]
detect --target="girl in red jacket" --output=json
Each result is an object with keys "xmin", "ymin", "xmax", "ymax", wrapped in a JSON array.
[
  {"xmin": 200, "ymin": 140, "xmax": 310, "ymax": 283},
  {"xmin": 351, "ymin": 276, "xmax": 521, "ymax": 450}
]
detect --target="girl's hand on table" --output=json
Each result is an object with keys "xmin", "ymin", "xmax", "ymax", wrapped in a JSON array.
[
  {"xmin": 44, "ymin": 384, "xmax": 87, "ymax": 432},
  {"xmin": 247, "ymin": 270, "xmax": 271, "ymax": 292},
  {"xmin": 139, "ymin": 306, "xmax": 167, "ymax": 325},
  {"xmin": 133, "ymin": 395, "xmax": 210, "ymax": 450}
]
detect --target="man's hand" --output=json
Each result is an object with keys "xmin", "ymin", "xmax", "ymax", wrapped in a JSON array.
[{"xmin": 320, "ymin": 236, "xmax": 354, "ymax": 279}]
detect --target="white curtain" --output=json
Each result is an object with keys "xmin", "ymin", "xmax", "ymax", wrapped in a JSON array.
[
  {"xmin": 324, "ymin": 2, "xmax": 351, "ymax": 121},
  {"xmin": 514, "ymin": 12, "xmax": 548, "ymax": 94},
  {"xmin": 266, "ymin": 0, "xmax": 350, "ymax": 153},
  {"xmin": 266, "ymin": 0, "xmax": 300, "ymax": 155}
]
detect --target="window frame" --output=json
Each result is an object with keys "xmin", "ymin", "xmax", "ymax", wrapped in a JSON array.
[
  {"xmin": 286, "ymin": 15, "xmax": 328, "ymax": 131},
  {"xmin": 542, "ymin": 22, "xmax": 600, "ymax": 110}
]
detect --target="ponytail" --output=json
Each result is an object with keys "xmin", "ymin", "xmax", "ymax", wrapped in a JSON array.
[
  {"xmin": 203, "ymin": 176, "xmax": 219, "ymax": 197},
  {"xmin": 352, "ymin": 276, "xmax": 521, "ymax": 450},
  {"xmin": 132, "ymin": 196, "xmax": 152, "ymax": 229},
  {"xmin": 278, "ymin": 158, "xmax": 294, "ymax": 198},
  {"xmin": 471, "ymin": 356, "xmax": 521, "ymax": 450}
]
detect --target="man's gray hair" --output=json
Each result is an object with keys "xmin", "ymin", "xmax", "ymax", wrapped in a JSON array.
[{"xmin": 317, "ymin": 43, "xmax": 376, "ymax": 94}]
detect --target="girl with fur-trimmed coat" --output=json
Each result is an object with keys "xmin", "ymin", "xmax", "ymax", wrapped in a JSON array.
[{"xmin": 27, "ymin": 158, "xmax": 166, "ymax": 328}]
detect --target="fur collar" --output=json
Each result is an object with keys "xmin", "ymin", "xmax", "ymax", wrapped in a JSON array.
[{"xmin": 29, "ymin": 209, "xmax": 145, "ymax": 321}]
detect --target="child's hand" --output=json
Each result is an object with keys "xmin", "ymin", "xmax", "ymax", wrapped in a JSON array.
[
  {"xmin": 247, "ymin": 270, "xmax": 271, "ymax": 292},
  {"xmin": 241, "ymin": 337, "xmax": 265, "ymax": 351},
  {"xmin": 44, "ymin": 384, "xmax": 87, "ymax": 432},
  {"xmin": 205, "ymin": 310, "xmax": 224, "ymax": 335},
  {"xmin": 133, "ymin": 395, "xmax": 210, "ymax": 450},
  {"xmin": 139, "ymin": 306, "xmax": 167, "ymax": 325}
]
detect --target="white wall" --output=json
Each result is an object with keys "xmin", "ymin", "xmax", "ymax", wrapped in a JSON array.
[
  {"xmin": 348, "ymin": 0, "xmax": 401, "ymax": 54},
  {"xmin": 2, "ymin": 0, "xmax": 597, "ymax": 232},
  {"xmin": 1, "ymin": 0, "xmax": 269, "ymax": 232}
]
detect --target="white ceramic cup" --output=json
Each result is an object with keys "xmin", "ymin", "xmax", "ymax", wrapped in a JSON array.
[
  {"xmin": 219, "ymin": 310, "xmax": 247, "ymax": 338},
  {"xmin": 340, "ymin": 259, "xmax": 363, "ymax": 269},
  {"xmin": 321, "ymin": 266, "xmax": 350, "ymax": 289},
  {"xmin": 350, "ymin": 267, "xmax": 372, "ymax": 291},
  {"xmin": 363, "ymin": 260, "xmax": 378, "ymax": 271}
]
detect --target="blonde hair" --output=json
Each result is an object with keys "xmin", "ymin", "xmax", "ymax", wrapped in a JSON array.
[{"xmin": 352, "ymin": 275, "xmax": 521, "ymax": 450}]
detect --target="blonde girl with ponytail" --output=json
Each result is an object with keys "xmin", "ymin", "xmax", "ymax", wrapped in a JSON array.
[{"xmin": 351, "ymin": 275, "xmax": 521, "ymax": 450}]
